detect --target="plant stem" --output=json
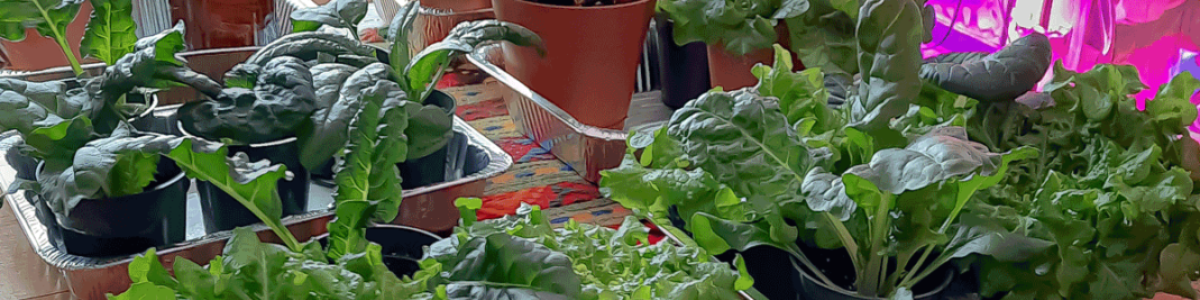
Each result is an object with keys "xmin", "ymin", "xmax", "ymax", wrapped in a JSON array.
[
  {"xmin": 32, "ymin": 0, "xmax": 84, "ymax": 76},
  {"xmin": 786, "ymin": 245, "xmax": 838, "ymax": 288},
  {"xmin": 900, "ymin": 245, "xmax": 934, "ymax": 289},
  {"xmin": 859, "ymin": 194, "xmax": 893, "ymax": 297},
  {"xmin": 825, "ymin": 212, "xmax": 861, "ymax": 271}
]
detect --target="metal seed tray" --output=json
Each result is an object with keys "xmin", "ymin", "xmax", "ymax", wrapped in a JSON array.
[{"xmin": 0, "ymin": 115, "xmax": 511, "ymax": 300}]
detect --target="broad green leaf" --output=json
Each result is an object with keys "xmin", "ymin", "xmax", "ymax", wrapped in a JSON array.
[
  {"xmin": 80, "ymin": 0, "xmax": 137, "ymax": 65},
  {"xmin": 847, "ymin": 0, "xmax": 925, "ymax": 131},
  {"xmin": 177, "ymin": 56, "xmax": 315, "ymax": 144},
  {"xmin": 298, "ymin": 63, "xmax": 380, "ymax": 170},
  {"xmin": 0, "ymin": 0, "xmax": 85, "ymax": 72},
  {"xmin": 434, "ymin": 234, "xmax": 582, "ymax": 297},
  {"xmin": 106, "ymin": 282, "xmax": 177, "ymax": 300},
  {"xmin": 402, "ymin": 100, "xmax": 452, "ymax": 160},
  {"xmin": 405, "ymin": 20, "xmax": 544, "ymax": 102},
  {"xmin": 290, "ymin": 0, "xmax": 367, "ymax": 33},
  {"xmin": 328, "ymin": 75, "xmax": 410, "ymax": 261}
]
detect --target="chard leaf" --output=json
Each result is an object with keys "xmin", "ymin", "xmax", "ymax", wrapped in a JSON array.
[
  {"xmin": 290, "ymin": 0, "xmax": 367, "ymax": 34},
  {"xmin": 847, "ymin": 0, "xmax": 925, "ymax": 132},
  {"xmin": 0, "ymin": 0, "xmax": 84, "ymax": 58},
  {"xmin": 385, "ymin": 1, "xmax": 419, "ymax": 85},
  {"xmin": 918, "ymin": 33, "xmax": 1054, "ymax": 102},
  {"xmin": 659, "ymin": 0, "xmax": 806, "ymax": 55},
  {"xmin": 402, "ymin": 100, "xmax": 452, "ymax": 160},
  {"xmin": 405, "ymin": 20, "xmax": 544, "ymax": 102},
  {"xmin": 600, "ymin": 154, "xmax": 744, "ymax": 230},
  {"xmin": 297, "ymin": 62, "xmax": 377, "ymax": 170},
  {"xmin": 0, "ymin": 79, "xmax": 96, "ymax": 136},
  {"xmin": 80, "ymin": 0, "xmax": 137, "ymax": 65},
  {"xmin": 178, "ymin": 56, "xmax": 316, "ymax": 144},
  {"xmin": 327, "ymin": 77, "xmax": 410, "ymax": 261},
  {"xmin": 666, "ymin": 89, "xmax": 812, "ymax": 215},
  {"xmin": 783, "ymin": 0, "xmax": 859, "ymax": 75}
]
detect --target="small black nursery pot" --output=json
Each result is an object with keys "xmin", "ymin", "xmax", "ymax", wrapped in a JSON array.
[
  {"xmin": 793, "ymin": 253, "xmax": 955, "ymax": 300},
  {"xmin": 180, "ymin": 122, "xmax": 311, "ymax": 232},
  {"xmin": 317, "ymin": 224, "xmax": 442, "ymax": 277},
  {"xmin": 653, "ymin": 15, "xmax": 711, "ymax": 109},
  {"xmin": 50, "ymin": 158, "xmax": 190, "ymax": 257},
  {"xmin": 398, "ymin": 90, "xmax": 457, "ymax": 189}
]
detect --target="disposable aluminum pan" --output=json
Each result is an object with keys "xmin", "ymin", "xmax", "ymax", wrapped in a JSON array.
[
  {"xmin": 466, "ymin": 50, "xmax": 630, "ymax": 183},
  {"xmin": 0, "ymin": 115, "xmax": 510, "ymax": 300}
]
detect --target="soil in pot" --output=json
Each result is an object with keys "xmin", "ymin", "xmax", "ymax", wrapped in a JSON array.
[
  {"xmin": 53, "ymin": 157, "xmax": 191, "ymax": 257},
  {"xmin": 706, "ymin": 23, "xmax": 802, "ymax": 90},
  {"xmin": 653, "ymin": 15, "xmax": 710, "ymax": 109},
  {"xmin": 398, "ymin": 90, "xmax": 458, "ymax": 189},
  {"xmin": 316, "ymin": 225, "xmax": 442, "ymax": 277},
  {"xmin": 194, "ymin": 136, "xmax": 311, "ymax": 232},
  {"xmin": 493, "ymin": 0, "xmax": 656, "ymax": 129}
]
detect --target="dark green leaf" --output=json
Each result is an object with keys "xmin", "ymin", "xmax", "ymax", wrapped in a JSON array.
[
  {"xmin": 847, "ymin": 0, "xmax": 925, "ymax": 131},
  {"xmin": 178, "ymin": 56, "xmax": 316, "ymax": 144},
  {"xmin": 290, "ymin": 0, "xmax": 367, "ymax": 33},
  {"xmin": 405, "ymin": 20, "xmax": 544, "ymax": 102},
  {"xmin": 402, "ymin": 100, "xmax": 452, "ymax": 160},
  {"xmin": 918, "ymin": 33, "xmax": 1053, "ymax": 102}
]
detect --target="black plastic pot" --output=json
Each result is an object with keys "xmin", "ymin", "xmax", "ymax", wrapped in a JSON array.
[
  {"xmin": 398, "ymin": 90, "xmax": 458, "ymax": 189},
  {"xmin": 653, "ymin": 15, "xmax": 711, "ymax": 109},
  {"xmin": 48, "ymin": 158, "xmax": 191, "ymax": 257},
  {"xmin": 177, "ymin": 119, "xmax": 312, "ymax": 232},
  {"xmin": 195, "ymin": 136, "xmax": 311, "ymax": 232},
  {"xmin": 316, "ymin": 224, "xmax": 442, "ymax": 277},
  {"xmin": 794, "ymin": 258, "xmax": 954, "ymax": 300},
  {"xmin": 126, "ymin": 93, "xmax": 175, "ymax": 135}
]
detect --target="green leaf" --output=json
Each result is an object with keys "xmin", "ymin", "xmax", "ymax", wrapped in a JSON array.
[
  {"xmin": 666, "ymin": 90, "xmax": 813, "ymax": 215},
  {"xmin": 106, "ymin": 282, "xmax": 177, "ymax": 300},
  {"xmin": 297, "ymin": 62, "xmax": 377, "ymax": 170},
  {"xmin": 847, "ymin": 0, "xmax": 925, "ymax": 132},
  {"xmin": 177, "ymin": 56, "xmax": 316, "ymax": 144},
  {"xmin": 127, "ymin": 248, "xmax": 177, "ymax": 287},
  {"xmin": 1146, "ymin": 72, "xmax": 1200, "ymax": 131},
  {"xmin": 402, "ymin": 100, "xmax": 452, "ymax": 160},
  {"xmin": 455, "ymin": 197, "xmax": 482, "ymax": 227},
  {"xmin": 0, "ymin": 79, "xmax": 96, "ymax": 137},
  {"xmin": 405, "ymin": 20, "xmax": 544, "ymax": 102},
  {"xmin": 290, "ymin": 0, "xmax": 367, "ymax": 33},
  {"xmin": 0, "ymin": 0, "xmax": 85, "ymax": 72},
  {"xmin": 917, "ymin": 33, "xmax": 1054, "ymax": 103},
  {"xmin": 80, "ymin": 0, "xmax": 137, "ymax": 65},
  {"xmin": 328, "ymin": 75, "xmax": 410, "ymax": 261},
  {"xmin": 434, "ymin": 234, "xmax": 582, "ymax": 297},
  {"xmin": 99, "ymin": 22, "xmax": 223, "ymax": 100},
  {"xmin": 733, "ymin": 254, "xmax": 755, "ymax": 290},
  {"xmin": 690, "ymin": 212, "xmax": 800, "ymax": 255}
]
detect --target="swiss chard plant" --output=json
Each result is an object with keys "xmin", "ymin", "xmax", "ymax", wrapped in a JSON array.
[
  {"xmin": 0, "ymin": 0, "xmax": 141, "ymax": 75},
  {"xmin": 2, "ymin": 25, "xmax": 226, "ymax": 217},
  {"xmin": 108, "ymin": 60, "xmax": 415, "ymax": 299},
  {"xmin": 284, "ymin": 0, "xmax": 545, "ymax": 167}
]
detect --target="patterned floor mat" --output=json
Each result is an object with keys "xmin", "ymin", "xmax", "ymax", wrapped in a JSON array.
[{"xmin": 440, "ymin": 81, "xmax": 632, "ymax": 228}]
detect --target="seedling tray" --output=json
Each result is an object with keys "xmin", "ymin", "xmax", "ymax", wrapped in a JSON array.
[{"xmin": 0, "ymin": 114, "xmax": 511, "ymax": 300}]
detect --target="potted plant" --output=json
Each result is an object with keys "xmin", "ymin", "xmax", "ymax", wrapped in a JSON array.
[
  {"xmin": 107, "ymin": 67, "xmax": 428, "ymax": 298},
  {"xmin": 396, "ymin": 199, "xmax": 756, "ymax": 299},
  {"xmin": 656, "ymin": 0, "xmax": 805, "ymax": 90},
  {"xmin": 490, "ymin": 0, "xmax": 655, "ymax": 129},
  {"xmin": 2, "ymin": 24, "xmax": 228, "ymax": 257},
  {"xmin": 288, "ymin": 0, "xmax": 543, "ymax": 187}
]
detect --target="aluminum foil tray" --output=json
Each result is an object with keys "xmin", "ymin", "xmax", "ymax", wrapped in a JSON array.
[
  {"xmin": 466, "ymin": 51, "xmax": 633, "ymax": 183},
  {"xmin": 0, "ymin": 115, "xmax": 511, "ymax": 300}
]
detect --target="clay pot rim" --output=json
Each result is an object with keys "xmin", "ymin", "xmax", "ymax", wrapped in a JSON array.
[{"xmin": 508, "ymin": 0, "xmax": 654, "ymax": 11}]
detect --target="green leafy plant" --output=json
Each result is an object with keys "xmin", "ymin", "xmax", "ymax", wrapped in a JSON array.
[
  {"xmin": 394, "ymin": 201, "xmax": 754, "ymax": 299},
  {"xmin": 0, "ymin": 0, "xmax": 140, "ymax": 75},
  {"xmin": 657, "ymin": 0, "xmax": 807, "ymax": 56},
  {"xmin": 2, "ymin": 25, "xmax": 227, "ymax": 218},
  {"xmin": 290, "ymin": 0, "xmax": 367, "ymax": 40},
  {"xmin": 108, "ymin": 53, "xmax": 415, "ymax": 300},
  {"xmin": 959, "ymin": 61, "xmax": 1200, "ymax": 300}
]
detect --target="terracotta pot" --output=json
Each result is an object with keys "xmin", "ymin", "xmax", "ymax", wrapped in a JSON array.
[
  {"xmin": 0, "ymin": 1, "xmax": 97, "ymax": 71},
  {"xmin": 705, "ymin": 22, "xmax": 802, "ymax": 90},
  {"xmin": 421, "ymin": 0, "xmax": 493, "ymax": 12},
  {"xmin": 168, "ymin": 0, "xmax": 275, "ymax": 50},
  {"xmin": 493, "ymin": 0, "xmax": 656, "ymax": 129}
]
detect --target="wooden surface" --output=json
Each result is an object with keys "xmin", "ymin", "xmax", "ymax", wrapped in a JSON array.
[{"xmin": 0, "ymin": 205, "xmax": 71, "ymax": 300}]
